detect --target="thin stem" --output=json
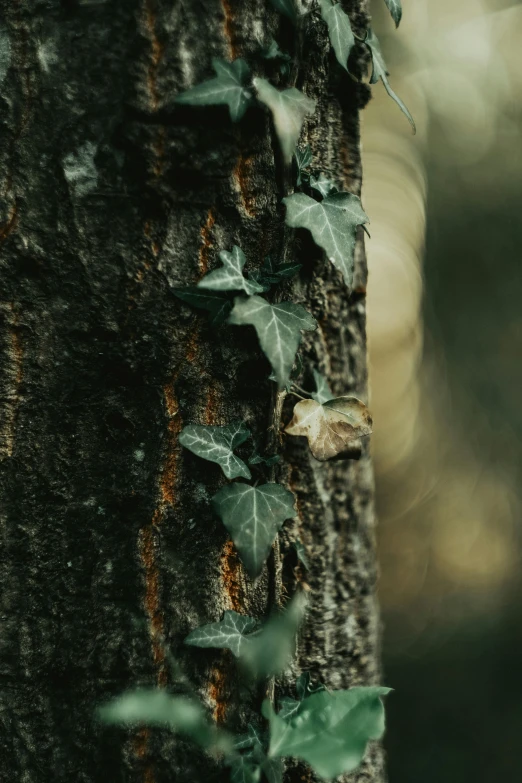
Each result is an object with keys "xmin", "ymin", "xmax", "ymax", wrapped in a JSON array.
[{"xmin": 290, "ymin": 383, "xmax": 312, "ymax": 398}]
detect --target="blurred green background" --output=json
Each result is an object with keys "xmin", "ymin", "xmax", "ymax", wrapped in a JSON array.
[{"xmin": 364, "ymin": 0, "xmax": 522, "ymax": 779}]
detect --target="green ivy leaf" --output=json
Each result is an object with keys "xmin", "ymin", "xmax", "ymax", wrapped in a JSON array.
[
  {"xmin": 295, "ymin": 145, "xmax": 312, "ymax": 187},
  {"xmin": 283, "ymin": 192, "xmax": 369, "ymax": 288},
  {"xmin": 172, "ymin": 287, "xmax": 232, "ymax": 327},
  {"xmin": 262, "ymin": 38, "xmax": 292, "ymax": 64},
  {"xmin": 98, "ymin": 689, "xmax": 232, "ymax": 754},
  {"xmin": 242, "ymin": 592, "xmax": 307, "ymax": 677},
  {"xmin": 251, "ymin": 257, "xmax": 302, "ymax": 290},
  {"xmin": 175, "ymin": 58, "xmax": 253, "ymax": 122},
  {"xmin": 185, "ymin": 610, "xmax": 257, "ymax": 657},
  {"xmin": 365, "ymin": 30, "xmax": 415, "ymax": 132},
  {"xmin": 384, "ymin": 0, "xmax": 402, "ymax": 27},
  {"xmin": 319, "ymin": 0, "xmax": 355, "ymax": 73},
  {"xmin": 249, "ymin": 451, "xmax": 281, "ymax": 467},
  {"xmin": 263, "ymin": 686, "xmax": 391, "ymax": 778},
  {"xmin": 212, "ymin": 482, "xmax": 296, "ymax": 578},
  {"xmin": 229, "ymin": 295, "xmax": 316, "ymax": 388},
  {"xmin": 253, "ymin": 78, "xmax": 316, "ymax": 164},
  {"xmin": 285, "ymin": 396, "xmax": 372, "ymax": 461},
  {"xmin": 179, "ymin": 421, "xmax": 251, "ymax": 479},
  {"xmin": 231, "ymin": 757, "xmax": 261, "ymax": 783},
  {"xmin": 293, "ymin": 540, "xmax": 309, "ymax": 569},
  {"xmin": 309, "ymin": 173, "xmax": 337, "ymax": 199},
  {"xmin": 269, "ymin": 0, "xmax": 299, "ymax": 23},
  {"xmin": 311, "ymin": 369, "xmax": 334, "ymax": 404},
  {"xmin": 198, "ymin": 246, "xmax": 264, "ymax": 295}
]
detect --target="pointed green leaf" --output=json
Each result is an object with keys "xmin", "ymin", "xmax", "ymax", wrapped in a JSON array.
[
  {"xmin": 249, "ymin": 451, "xmax": 280, "ymax": 467},
  {"xmin": 319, "ymin": 0, "xmax": 355, "ymax": 73},
  {"xmin": 283, "ymin": 192, "xmax": 368, "ymax": 287},
  {"xmin": 175, "ymin": 58, "xmax": 253, "ymax": 122},
  {"xmin": 295, "ymin": 145, "xmax": 312, "ymax": 187},
  {"xmin": 231, "ymin": 757, "xmax": 261, "ymax": 783},
  {"xmin": 293, "ymin": 540, "xmax": 309, "ymax": 569},
  {"xmin": 262, "ymin": 38, "xmax": 292, "ymax": 63},
  {"xmin": 251, "ymin": 257, "xmax": 302, "ymax": 290},
  {"xmin": 254, "ymin": 78, "xmax": 316, "ymax": 164},
  {"xmin": 212, "ymin": 482, "xmax": 296, "ymax": 578},
  {"xmin": 179, "ymin": 421, "xmax": 251, "ymax": 479},
  {"xmin": 198, "ymin": 246, "xmax": 264, "ymax": 295},
  {"xmin": 185, "ymin": 610, "xmax": 257, "ymax": 657},
  {"xmin": 269, "ymin": 0, "xmax": 299, "ymax": 23},
  {"xmin": 242, "ymin": 592, "xmax": 307, "ymax": 677},
  {"xmin": 384, "ymin": 0, "xmax": 402, "ymax": 27},
  {"xmin": 172, "ymin": 287, "xmax": 232, "ymax": 326},
  {"xmin": 264, "ymin": 686, "xmax": 391, "ymax": 778},
  {"xmin": 97, "ymin": 689, "xmax": 232, "ymax": 754},
  {"xmin": 312, "ymin": 369, "xmax": 334, "ymax": 404},
  {"xmin": 366, "ymin": 30, "xmax": 415, "ymax": 132},
  {"xmin": 228, "ymin": 295, "xmax": 316, "ymax": 388},
  {"xmin": 309, "ymin": 173, "xmax": 337, "ymax": 199}
]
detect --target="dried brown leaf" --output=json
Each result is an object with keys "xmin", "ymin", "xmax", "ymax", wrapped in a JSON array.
[{"xmin": 285, "ymin": 397, "xmax": 372, "ymax": 461}]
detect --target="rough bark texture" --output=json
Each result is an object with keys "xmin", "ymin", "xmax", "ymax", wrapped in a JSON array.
[{"xmin": 0, "ymin": 1, "xmax": 383, "ymax": 782}]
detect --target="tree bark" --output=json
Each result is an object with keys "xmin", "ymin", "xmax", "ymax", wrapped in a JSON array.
[{"xmin": 0, "ymin": 1, "xmax": 382, "ymax": 782}]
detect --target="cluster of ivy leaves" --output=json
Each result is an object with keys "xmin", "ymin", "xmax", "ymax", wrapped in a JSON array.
[{"xmin": 97, "ymin": 1, "xmax": 402, "ymax": 780}]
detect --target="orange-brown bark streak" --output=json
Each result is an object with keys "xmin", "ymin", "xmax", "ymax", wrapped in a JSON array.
[
  {"xmin": 1, "ymin": 305, "xmax": 23, "ymax": 459},
  {"xmin": 233, "ymin": 154, "xmax": 256, "ymax": 218},
  {"xmin": 208, "ymin": 665, "xmax": 228, "ymax": 724},
  {"xmin": 198, "ymin": 209, "xmax": 216, "ymax": 277},
  {"xmin": 220, "ymin": 0, "xmax": 238, "ymax": 60}
]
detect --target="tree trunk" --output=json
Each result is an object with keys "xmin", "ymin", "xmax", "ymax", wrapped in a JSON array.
[{"xmin": 0, "ymin": 1, "xmax": 382, "ymax": 782}]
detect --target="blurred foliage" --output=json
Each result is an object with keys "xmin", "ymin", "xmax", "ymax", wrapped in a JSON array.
[{"xmin": 364, "ymin": 0, "xmax": 522, "ymax": 779}]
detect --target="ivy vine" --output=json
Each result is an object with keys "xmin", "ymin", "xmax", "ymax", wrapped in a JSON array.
[{"xmin": 98, "ymin": 1, "xmax": 407, "ymax": 780}]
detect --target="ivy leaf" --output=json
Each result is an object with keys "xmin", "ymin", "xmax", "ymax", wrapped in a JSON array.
[
  {"xmin": 311, "ymin": 369, "xmax": 334, "ymax": 404},
  {"xmin": 365, "ymin": 30, "xmax": 415, "ymax": 133},
  {"xmin": 212, "ymin": 482, "xmax": 296, "ymax": 578},
  {"xmin": 253, "ymin": 78, "xmax": 316, "ymax": 164},
  {"xmin": 179, "ymin": 421, "xmax": 252, "ymax": 479},
  {"xmin": 319, "ymin": 0, "xmax": 355, "ymax": 73},
  {"xmin": 172, "ymin": 287, "xmax": 232, "ymax": 327},
  {"xmin": 249, "ymin": 451, "xmax": 280, "ymax": 467},
  {"xmin": 285, "ymin": 397, "xmax": 372, "ymax": 461},
  {"xmin": 293, "ymin": 540, "xmax": 309, "ymax": 569},
  {"xmin": 231, "ymin": 757, "xmax": 261, "ymax": 783},
  {"xmin": 242, "ymin": 592, "xmax": 307, "ymax": 677},
  {"xmin": 263, "ymin": 686, "xmax": 391, "ymax": 778},
  {"xmin": 198, "ymin": 246, "xmax": 264, "ymax": 295},
  {"xmin": 185, "ymin": 610, "xmax": 257, "ymax": 657},
  {"xmin": 251, "ymin": 257, "xmax": 302, "ymax": 291},
  {"xmin": 175, "ymin": 58, "xmax": 253, "ymax": 122},
  {"xmin": 269, "ymin": 0, "xmax": 299, "ymax": 23},
  {"xmin": 229, "ymin": 295, "xmax": 316, "ymax": 388},
  {"xmin": 98, "ymin": 689, "xmax": 232, "ymax": 754},
  {"xmin": 295, "ymin": 145, "xmax": 312, "ymax": 187},
  {"xmin": 309, "ymin": 173, "xmax": 337, "ymax": 199},
  {"xmin": 384, "ymin": 0, "xmax": 402, "ymax": 27},
  {"xmin": 283, "ymin": 192, "xmax": 369, "ymax": 288},
  {"xmin": 262, "ymin": 38, "xmax": 292, "ymax": 64}
]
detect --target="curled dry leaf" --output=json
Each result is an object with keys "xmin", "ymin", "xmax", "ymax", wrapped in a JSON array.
[{"xmin": 285, "ymin": 396, "xmax": 372, "ymax": 461}]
